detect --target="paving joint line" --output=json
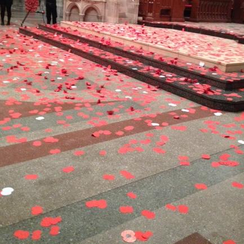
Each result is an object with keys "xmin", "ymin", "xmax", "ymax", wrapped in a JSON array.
[{"xmin": 1, "ymin": 143, "xmax": 242, "ymax": 229}]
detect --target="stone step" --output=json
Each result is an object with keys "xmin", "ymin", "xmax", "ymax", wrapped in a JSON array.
[
  {"xmin": 19, "ymin": 26, "xmax": 244, "ymax": 112},
  {"xmin": 60, "ymin": 21, "xmax": 244, "ymax": 73},
  {"xmin": 38, "ymin": 24, "xmax": 244, "ymax": 91}
]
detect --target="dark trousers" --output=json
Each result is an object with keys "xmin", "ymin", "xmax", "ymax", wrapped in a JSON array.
[
  {"xmin": 1, "ymin": 2, "xmax": 12, "ymax": 24},
  {"xmin": 46, "ymin": 3, "xmax": 57, "ymax": 24}
]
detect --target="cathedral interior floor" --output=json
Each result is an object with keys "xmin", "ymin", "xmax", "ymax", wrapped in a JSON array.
[{"xmin": 0, "ymin": 20, "xmax": 244, "ymax": 244}]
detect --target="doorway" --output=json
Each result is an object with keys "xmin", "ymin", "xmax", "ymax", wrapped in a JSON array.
[
  {"xmin": 84, "ymin": 7, "xmax": 99, "ymax": 22},
  {"xmin": 69, "ymin": 5, "xmax": 80, "ymax": 21}
]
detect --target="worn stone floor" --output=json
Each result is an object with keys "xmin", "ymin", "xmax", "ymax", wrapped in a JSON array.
[{"xmin": 0, "ymin": 16, "xmax": 244, "ymax": 244}]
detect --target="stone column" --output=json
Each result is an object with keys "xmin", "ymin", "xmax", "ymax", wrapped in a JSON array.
[
  {"xmin": 117, "ymin": 0, "xmax": 140, "ymax": 24},
  {"xmin": 128, "ymin": 0, "xmax": 140, "ymax": 24},
  {"xmin": 65, "ymin": 11, "xmax": 70, "ymax": 21},
  {"xmin": 97, "ymin": 14, "xmax": 102, "ymax": 21},
  {"xmin": 105, "ymin": 0, "xmax": 119, "ymax": 23},
  {"xmin": 118, "ymin": 0, "xmax": 127, "ymax": 23},
  {"xmin": 79, "ymin": 13, "xmax": 84, "ymax": 21}
]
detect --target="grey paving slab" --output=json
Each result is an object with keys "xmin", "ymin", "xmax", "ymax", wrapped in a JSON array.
[
  {"xmin": 0, "ymin": 110, "xmax": 243, "ymax": 225},
  {"xmin": 78, "ymin": 173, "xmax": 244, "ymax": 244},
  {"xmin": 0, "ymin": 145, "xmax": 243, "ymax": 243},
  {"xmin": 0, "ymin": 112, "xmax": 237, "ymax": 226}
]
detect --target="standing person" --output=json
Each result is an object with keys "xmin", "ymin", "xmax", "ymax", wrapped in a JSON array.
[
  {"xmin": 45, "ymin": 0, "xmax": 57, "ymax": 24},
  {"xmin": 0, "ymin": 0, "xmax": 13, "ymax": 25}
]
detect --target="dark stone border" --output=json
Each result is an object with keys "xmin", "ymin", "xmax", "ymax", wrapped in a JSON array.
[
  {"xmin": 38, "ymin": 24, "xmax": 244, "ymax": 91},
  {"xmin": 0, "ymin": 106, "xmax": 211, "ymax": 167},
  {"xmin": 175, "ymin": 233, "xmax": 212, "ymax": 244},
  {"xmin": 19, "ymin": 27, "xmax": 244, "ymax": 112}
]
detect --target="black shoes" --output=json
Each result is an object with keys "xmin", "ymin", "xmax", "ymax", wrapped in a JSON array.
[{"xmin": 1, "ymin": 21, "xmax": 11, "ymax": 25}]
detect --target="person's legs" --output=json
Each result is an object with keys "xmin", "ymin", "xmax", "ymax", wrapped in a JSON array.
[
  {"xmin": 51, "ymin": 4, "xmax": 57, "ymax": 24},
  {"xmin": 1, "ymin": 3, "xmax": 6, "ymax": 25},
  {"xmin": 46, "ymin": 5, "xmax": 51, "ymax": 24},
  {"xmin": 6, "ymin": 2, "xmax": 12, "ymax": 25}
]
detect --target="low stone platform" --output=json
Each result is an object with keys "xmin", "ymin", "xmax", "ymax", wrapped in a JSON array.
[
  {"xmin": 19, "ymin": 25, "xmax": 244, "ymax": 111},
  {"xmin": 138, "ymin": 21, "xmax": 244, "ymax": 44},
  {"xmin": 38, "ymin": 24, "xmax": 244, "ymax": 91},
  {"xmin": 61, "ymin": 21, "xmax": 244, "ymax": 73}
]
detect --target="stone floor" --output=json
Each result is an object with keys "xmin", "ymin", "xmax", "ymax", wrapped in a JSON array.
[{"xmin": 0, "ymin": 16, "xmax": 244, "ymax": 244}]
